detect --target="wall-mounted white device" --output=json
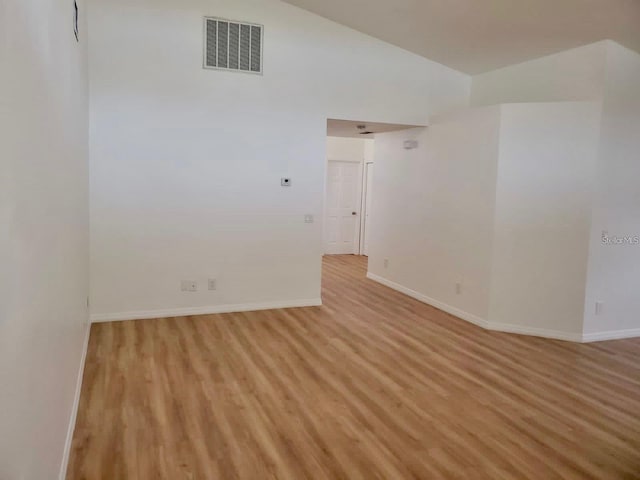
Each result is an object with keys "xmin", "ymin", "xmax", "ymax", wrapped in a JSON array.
[
  {"xmin": 281, "ymin": 178, "xmax": 292, "ymax": 186},
  {"xmin": 181, "ymin": 280, "xmax": 198, "ymax": 292},
  {"xmin": 403, "ymin": 140, "xmax": 419, "ymax": 150}
]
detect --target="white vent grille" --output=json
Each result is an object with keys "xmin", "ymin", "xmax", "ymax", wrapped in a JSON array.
[{"xmin": 204, "ymin": 17, "xmax": 263, "ymax": 74}]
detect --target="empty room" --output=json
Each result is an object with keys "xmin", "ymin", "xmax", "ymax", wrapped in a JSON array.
[{"xmin": 3, "ymin": 0, "xmax": 640, "ymax": 478}]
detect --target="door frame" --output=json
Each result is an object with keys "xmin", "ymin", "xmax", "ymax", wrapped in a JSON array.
[
  {"xmin": 359, "ymin": 161, "xmax": 373, "ymax": 255},
  {"xmin": 324, "ymin": 159, "xmax": 363, "ymax": 255}
]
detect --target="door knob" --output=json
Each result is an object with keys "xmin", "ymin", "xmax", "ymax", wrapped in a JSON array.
[{"xmin": 352, "ymin": 212, "xmax": 357, "ymax": 216}]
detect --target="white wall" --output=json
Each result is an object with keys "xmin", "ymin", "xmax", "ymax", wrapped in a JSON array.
[
  {"xmin": 88, "ymin": 0, "xmax": 470, "ymax": 320},
  {"xmin": 368, "ymin": 107, "xmax": 502, "ymax": 322},
  {"xmin": 0, "ymin": 0, "xmax": 89, "ymax": 478},
  {"xmin": 469, "ymin": 40, "xmax": 640, "ymax": 339},
  {"xmin": 362, "ymin": 40, "xmax": 640, "ymax": 342},
  {"xmin": 489, "ymin": 102, "xmax": 601, "ymax": 336},
  {"xmin": 368, "ymin": 102, "xmax": 603, "ymax": 340},
  {"xmin": 471, "ymin": 41, "xmax": 608, "ymax": 106},
  {"xmin": 583, "ymin": 43, "xmax": 640, "ymax": 337}
]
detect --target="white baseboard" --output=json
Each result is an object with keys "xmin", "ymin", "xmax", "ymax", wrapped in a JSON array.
[
  {"xmin": 488, "ymin": 322, "xmax": 583, "ymax": 342},
  {"xmin": 90, "ymin": 298, "xmax": 323, "ymax": 323},
  {"xmin": 59, "ymin": 322, "xmax": 91, "ymax": 480},
  {"xmin": 581, "ymin": 328, "xmax": 640, "ymax": 343},
  {"xmin": 366, "ymin": 272, "xmax": 490, "ymax": 329},
  {"xmin": 366, "ymin": 272, "xmax": 607, "ymax": 343}
]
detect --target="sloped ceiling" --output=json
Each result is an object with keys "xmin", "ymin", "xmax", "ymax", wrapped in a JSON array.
[{"xmin": 282, "ymin": 0, "xmax": 640, "ymax": 74}]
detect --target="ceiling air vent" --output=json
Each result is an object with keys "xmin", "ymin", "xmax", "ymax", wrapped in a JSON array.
[{"xmin": 204, "ymin": 17, "xmax": 263, "ymax": 74}]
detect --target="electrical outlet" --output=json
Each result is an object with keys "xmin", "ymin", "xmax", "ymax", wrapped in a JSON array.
[
  {"xmin": 383, "ymin": 259, "xmax": 389, "ymax": 269},
  {"xmin": 455, "ymin": 283, "xmax": 462, "ymax": 295},
  {"xmin": 304, "ymin": 214, "xmax": 314, "ymax": 224},
  {"xmin": 595, "ymin": 301, "xmax": 604, "ymax": 315},
  {"xmin": 181, "ymin": 280, "xmax": 198, "ymax": 292},
  {"xmin": 208, "ymin": 279, "xmax": 217, "ymax": 291}
]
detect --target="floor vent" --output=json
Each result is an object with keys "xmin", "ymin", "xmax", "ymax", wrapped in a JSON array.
[{"xmin": 204, "ymin": 17, "xmax": 263, "ymax": 74}]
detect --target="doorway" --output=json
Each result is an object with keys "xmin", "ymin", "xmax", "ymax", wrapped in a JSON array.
[
  {"xmin": 324, "ymin": 119, "xmax": 420, "ymax": 258},
  {"xmin": 324, "ymin": 133, "xmax": 374, "ymax": 256}
]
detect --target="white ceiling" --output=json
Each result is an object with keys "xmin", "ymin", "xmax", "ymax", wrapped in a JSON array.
[
  {"xmin": 283, "ymin": 0, "xmax": 640, "ymax": 74},
  {"xmin": 327, "ymin": 119, "xmax": 422, "ymax": 138}
]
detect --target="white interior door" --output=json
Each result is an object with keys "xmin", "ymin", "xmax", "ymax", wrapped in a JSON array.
[
  {"xmin": 362, "ymin": 162, "xmax": 374, "ymax": 256},
  {"xmin": 325, "ymin": 161, "xmax": 362, "ymax": 254}
]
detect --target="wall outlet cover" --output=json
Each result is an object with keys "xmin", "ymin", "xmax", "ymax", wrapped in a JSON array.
[
  {"xmin": 595, "ymin": 301, "xmax": 604, "ymax": 315},
  {"xmin": 181, "ymin": 280, "xmax": 198, "ymax": 292}
]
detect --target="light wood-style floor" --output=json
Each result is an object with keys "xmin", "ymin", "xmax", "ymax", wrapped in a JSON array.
[{"xmin": 68, "ymin": 255, "xmax": 640, "ymax": 479}]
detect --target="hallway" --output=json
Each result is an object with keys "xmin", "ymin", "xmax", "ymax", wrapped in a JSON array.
[{"xmin": 68, "ymin": 255, "xmax": 640, "ymax": 479}]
